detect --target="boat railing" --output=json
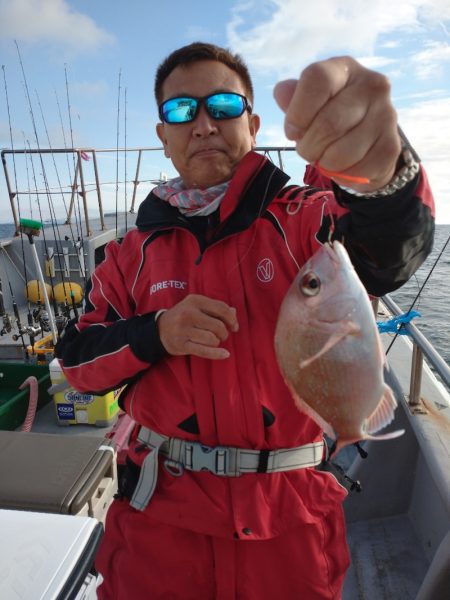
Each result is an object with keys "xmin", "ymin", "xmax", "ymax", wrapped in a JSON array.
[
  {"xmin": 382, "ymin": 294, "xmax": 450, "ymax": 405},
  {"xmin": 1, "ymin": 146, "xmax": 296, "ymax": 237}
]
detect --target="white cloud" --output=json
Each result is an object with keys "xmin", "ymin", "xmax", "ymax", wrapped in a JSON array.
[
  {"xmin": 355, "ymin": 56, "xmax": 399, "ymax": 69},
  {"xmin": 399, "ymin": 97, "xmax": 450, "ymax": 223},
  {"xmin": 0, "ymin": 0, "xmax": 114, "ymax": 54},
  {"xmin": 257, "ymin": 123, "xmax": 290, "ymax": 147},
  {"xmin": 227, "ymin": 0, "xmax": 449, "ymax": 77},
  {"xmin": 410, "ymin": 41, "xmax": 450, "ymax": 79}
]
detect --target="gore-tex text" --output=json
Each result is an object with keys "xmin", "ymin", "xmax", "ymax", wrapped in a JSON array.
[{"xmin": 150, "ymin": 280, "xmax": 187, "ymax": 294}]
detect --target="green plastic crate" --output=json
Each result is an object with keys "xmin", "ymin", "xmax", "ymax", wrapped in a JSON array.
[{"xmin": 0, "ymin": 362, "xmax": 52, "ymax": 430}]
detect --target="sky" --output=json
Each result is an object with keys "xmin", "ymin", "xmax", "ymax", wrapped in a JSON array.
[{"xmin": 0, "ymin": 0, "xmax": 450, "ymax": 223}]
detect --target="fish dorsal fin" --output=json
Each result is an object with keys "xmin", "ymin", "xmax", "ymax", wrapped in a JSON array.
[
  {"xmin": 365, "ymin": 384, "xmax": 398, "ymax": 434},
  {"xmin": 299, "ymin": 320, "xmax": 361, "ymax": 369}
]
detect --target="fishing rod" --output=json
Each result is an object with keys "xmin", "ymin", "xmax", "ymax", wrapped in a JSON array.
[
  {"xmin": 124, "ymin": 86, "xmax": 128, "ymax": 233},
  {"xmin": 385, "ymin": 230, "xmax": 450, "ymax": 355},
  {"xmin": 2, "ymin": 62, "xmax": 37, "ymax": 353},
  {"xmin": 15, "ymin": 41, "xmax": 61, "ymax": 343},
  {"xmin": 35, "ymin": 88, "xmax": 85, "ymax": 325},
  {"xmin": 62, "ymin": 64, "xmax": 87, "ymax": 310},
  {"xmin": 24, "ymin": 137, "xmax": 62, "ymax": 334},
  {"xmin": 64, "ymin": 64, "xmax": 85, "ymax": 244},
  {"xmin": 115, "ymin": 68, "xmax": 122, "ymax": 236},
  {"xmin": 0, "ymin": 275, "xmax": 12, "ymax": 336},
  {"xmin": 0, "ymin": 248, "xmax": 29, "ymax": 353}
]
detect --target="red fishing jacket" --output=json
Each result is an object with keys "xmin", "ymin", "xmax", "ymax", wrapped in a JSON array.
[{"xmin": 56, "ymin": 151, "xmax": 434, "ymax": 540}]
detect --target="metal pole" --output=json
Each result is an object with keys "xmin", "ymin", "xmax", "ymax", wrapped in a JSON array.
[
  {"xmin": 1, "ymin": 152, "xmax": 20, "ymax": 233},
  {"xmin": 409, "ymin": 345, "xmax": 424, "ymax": 406},
  {"xmin": 130, "ymin": 150, "xmax": 142, "ymax": 213},
  {"xmin": 28, "ymin": 240, "xmax": 58, "ymax": 345},
  {"xmin": 77, "ymin": 151, "xmax": 91, "ymax": 237},
  {"xmin": 92, "ymin": 150, "xmax": 106, "ymax": 230}
]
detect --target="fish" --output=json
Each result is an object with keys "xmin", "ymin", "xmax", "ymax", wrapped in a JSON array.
[{"xmin": 274, "ymin": 240, "xmax": 404, "ymax": 454}]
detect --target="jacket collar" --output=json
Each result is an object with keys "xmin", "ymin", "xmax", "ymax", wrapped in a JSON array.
[{"xmin": 136, "ymin": 151, "xmax": 290, "ymax": 233}]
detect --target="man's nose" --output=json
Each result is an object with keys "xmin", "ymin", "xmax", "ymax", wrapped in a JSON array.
[{"xmin": 192, "ymin": 105, "xmax": 218, "ymax": 137}]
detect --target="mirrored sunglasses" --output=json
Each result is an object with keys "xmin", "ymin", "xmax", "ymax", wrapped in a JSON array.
[{"xmin": 159, "ymin": 92, "xmax": 252, "ymax": 124}]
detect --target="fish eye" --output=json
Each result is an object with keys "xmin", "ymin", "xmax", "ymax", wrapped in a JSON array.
[{"xmin": 299, "ymin": 271, "xmax": 321, "ymax": 296}]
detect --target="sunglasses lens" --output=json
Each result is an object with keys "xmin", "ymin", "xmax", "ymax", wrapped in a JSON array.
[
  {"xmin": 161, "ymin": 97, "xmax": 198, "ymax": 123},
  {"xmin": 206, "ymin": 93, "xmax": 246, "ymax": 119}
]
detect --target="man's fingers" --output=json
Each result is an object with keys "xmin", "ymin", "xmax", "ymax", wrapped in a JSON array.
[
  {"xmin": 157, "ymin": 294, "xmax": 239, "ymax": 358},
  {"xmin": 201, "ymin": 301, "xmax": 239, "ymax": 333},
  {"xmin": 282, "ymin": 58, "xmax": 353, "ymax": 140},
  {"xmin": 184, "ymin": 341, "xmax": 230, "ymax": 360},
  {"xmin": 273, "ymin": 79, "xmax": 298, "ymax": 113}
]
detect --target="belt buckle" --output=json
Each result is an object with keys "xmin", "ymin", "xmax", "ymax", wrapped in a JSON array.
[{"xmin": 186, "ymin": 442, "xmax": 234, "ymax": 476}]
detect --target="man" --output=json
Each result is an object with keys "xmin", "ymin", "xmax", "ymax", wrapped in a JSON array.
[{"xmin": 56, "ymin": 42, "xmax": 434, "ymax": 599}]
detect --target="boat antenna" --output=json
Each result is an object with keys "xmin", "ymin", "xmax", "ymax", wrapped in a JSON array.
[
  {"xmin": 115, "ymin": 68, "xmax": 122, "ymax": 236},
  {"xmin": 385, "ymin": 230, "xmax": 450, "ymax": 355}
]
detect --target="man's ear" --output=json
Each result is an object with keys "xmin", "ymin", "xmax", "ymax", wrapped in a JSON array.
[
  {"xmin": 156, "ymin": 123, "xmax": 171, "ymax": 158},
  {"xmin": 249, "ymin": 113, "xmax": 261, "ymax": 149}
]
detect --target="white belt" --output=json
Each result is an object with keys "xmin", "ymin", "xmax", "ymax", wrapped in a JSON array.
[{"xmin": 130, "ymin": 427, "xmax": 324, "ymax": 511}]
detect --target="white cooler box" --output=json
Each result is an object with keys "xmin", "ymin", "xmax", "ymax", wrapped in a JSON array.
[{"xmin": 0, "ymin": 509, "xmax": 103, "ymax": 599}]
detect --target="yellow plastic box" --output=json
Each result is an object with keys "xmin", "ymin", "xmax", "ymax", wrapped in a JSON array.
[{"xmin": 49, "ymin": 358, "xmax": 120, "ymax": 427}]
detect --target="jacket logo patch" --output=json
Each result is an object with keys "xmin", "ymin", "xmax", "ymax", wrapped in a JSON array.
[
  {"xmin": 256, "ymin": 258, "xmax": 274, "ymax": 283},
  {"xmin": 150, "ymin": 280, "xmax": 187, "ymax": 294}
]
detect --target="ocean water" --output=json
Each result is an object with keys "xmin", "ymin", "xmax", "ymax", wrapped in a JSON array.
[
  {"xmin": 1, "ymin": 222, "xmax": 448, "ymax": 366},
  {"xmin": 390, "ymin": 223, "xmax": 450, "ymax": 367}
]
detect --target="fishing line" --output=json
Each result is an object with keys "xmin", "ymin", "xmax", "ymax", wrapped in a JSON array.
[{"xmin": 385, "ymin": 230, "xmax": 450, "ymax": 355}]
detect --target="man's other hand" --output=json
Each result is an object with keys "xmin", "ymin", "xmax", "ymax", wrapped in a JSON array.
[{"xmin": 157, "ymin": 294, "xmax": 239, "ymax": 360}]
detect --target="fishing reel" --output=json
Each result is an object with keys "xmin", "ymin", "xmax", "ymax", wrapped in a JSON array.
[
  {"xmin": 32, "ymin": 306, "xmax": 51, "ymax": 332},
  {"xmin": 0, "ymin": 314, "xmax": 13, "ymax": 336},
  {"xmin": 55, "ymin": 312, "xmax": 68, "ymax": 334},
  {"xmin": 12, "ymin": 323, "xmax": 42, "ymax": 341}
]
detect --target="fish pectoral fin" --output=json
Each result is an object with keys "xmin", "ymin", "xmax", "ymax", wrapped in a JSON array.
[
  {"xmin": 365, "ymin": 384, "xmax": 398, "ymax": 434},
  {"xmin": 299, "ymin": 321, "xmax": 361, "ymax": 369}
]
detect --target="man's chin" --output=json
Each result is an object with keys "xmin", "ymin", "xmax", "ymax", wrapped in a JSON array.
[{"xmin": 185, "ymin": 163, "xmax": 234, "ymax": 189}]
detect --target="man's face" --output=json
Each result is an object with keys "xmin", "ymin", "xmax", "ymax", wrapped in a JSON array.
[{"xmin": 156, "ymin": 60, "xmax": 260, "ymax": 189}]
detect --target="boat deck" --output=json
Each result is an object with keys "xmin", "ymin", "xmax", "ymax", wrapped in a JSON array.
[{"xmin": 344, "ymin": 515, "xmax": 429, "ymax": 599}]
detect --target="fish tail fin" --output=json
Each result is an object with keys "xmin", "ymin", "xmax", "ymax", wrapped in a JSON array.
[
  {"xmin": 333, "ymin": 428, "xmax": 405, "ymax": 455},
  {"xmin": 362, "ymin": 429, "xmax": 405, "ymax": 443}
]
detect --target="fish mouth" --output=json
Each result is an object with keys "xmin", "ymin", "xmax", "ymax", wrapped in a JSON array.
[{"xmin": 328, "ymin": 240, "xmax": 353, "ymax": 268}]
